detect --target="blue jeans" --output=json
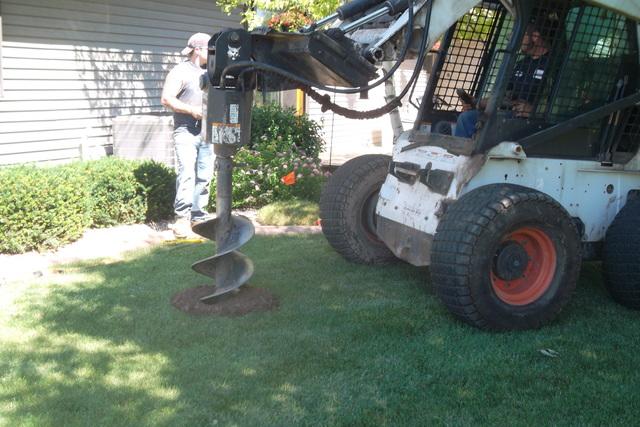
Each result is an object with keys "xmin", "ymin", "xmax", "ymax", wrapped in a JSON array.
[
  {"xmin": 173, "ymin": 128, "xmax": 214, "ymax": 221},
  {"xmin": 454, "ymin": 110, "xmax": 480, "ymax": 138}
]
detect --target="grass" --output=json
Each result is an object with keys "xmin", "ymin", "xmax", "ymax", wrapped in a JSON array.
[
  {"xmin": 1, "ymin": 234, "xmax": 639, "ymax": 426},
  {"xmin": 257, "ymin": 200, "xmax": 319, "ymax": 226}
]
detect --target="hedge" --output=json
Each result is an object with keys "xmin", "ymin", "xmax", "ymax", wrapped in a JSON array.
[
  {"xmin": 0, "ymin": 164, "xmax": 92, "ymax": 254},
  {"xmin": 81, "ymin": 158, "xmax": 147, "ymax": 227},
  {"xmin": 1, "ymin": 106, "xmax": 326, "ymax": 253},
  {"xmin": 134, "ymin": 160, "xmax": 177, "ymax": 222},
  {"xmin": 0, "ymin": 159, "xmax": 176, "ymax": 254}
]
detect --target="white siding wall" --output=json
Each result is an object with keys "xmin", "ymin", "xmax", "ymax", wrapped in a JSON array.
[
  {"xmin": 309, "ymin": 59, "xmax": 430, "ymax": 166},
  {"xmin": 0, "ymin": 0, "xmax": 238, "ymax": 165}
]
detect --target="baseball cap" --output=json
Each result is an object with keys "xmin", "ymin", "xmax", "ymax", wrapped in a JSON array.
[{"xmin": 181, "ymin": 32, "xmax": 211, "ymax": 56}]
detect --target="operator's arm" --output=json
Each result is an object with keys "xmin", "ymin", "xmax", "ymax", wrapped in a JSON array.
[
  {"xmin": 457, "ymin": 89, "xmax": 488, "ymax": 112},
  {"xmin": 161, "ymin": 68, "xmax": 202, "ymax": 120},
  {"xmin": 460, "ymin": 97, "xmax": 488, "ymax": 111}
]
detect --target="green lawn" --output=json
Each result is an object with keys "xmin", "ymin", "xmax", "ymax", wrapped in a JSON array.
[
  {"xmin": 1, "ymin": 235, "xmax": 639, "ymax": 426},
  {"xmin": 257, "ymin": 200, "xmax": 319, "ymax": 226}
]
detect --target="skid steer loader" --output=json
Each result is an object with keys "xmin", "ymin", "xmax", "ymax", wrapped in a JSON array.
[{"xmin": 197, "ymin": 0, "xmax": 640, "ymax": 330}]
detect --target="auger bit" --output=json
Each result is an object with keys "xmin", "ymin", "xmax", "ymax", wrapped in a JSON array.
[{"xmin": 191, "ymin": 88, "xmax": 255, "ymax": 302}]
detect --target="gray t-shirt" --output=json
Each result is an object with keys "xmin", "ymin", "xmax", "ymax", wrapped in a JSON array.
[{"xmin": 165, "ymin": 61, "xmax": 205, "ymax": 134}]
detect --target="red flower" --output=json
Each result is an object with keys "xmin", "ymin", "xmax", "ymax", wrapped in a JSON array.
[{"xmin": 281, "ymin": 171, "xmax": 296, "ymax": 186}]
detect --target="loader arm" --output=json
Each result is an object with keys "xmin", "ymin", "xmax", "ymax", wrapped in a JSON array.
[
  {"xmin": 206, "ymin": 0, "xmax": 483, "ymax": 93},
  {"xmin": 190, "ymin": 0, "xmax": 481, "ymax": 299}
]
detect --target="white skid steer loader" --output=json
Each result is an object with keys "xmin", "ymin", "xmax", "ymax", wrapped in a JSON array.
[
  {"xmin": 319, "ymin": 0, "xmax": 640, "ymax": 330},
  {"xmin": 200, "ymin": 0, "xmax": 639, "ymax": 330}
]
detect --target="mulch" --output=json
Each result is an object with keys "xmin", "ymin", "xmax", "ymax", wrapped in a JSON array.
[{"xmin": 171, "ymin": 285, "xmax": 279, "ymax": 316}]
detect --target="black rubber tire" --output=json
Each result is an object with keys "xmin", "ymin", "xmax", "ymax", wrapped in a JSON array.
[
  {"xmin": 603, "ymin": 197, "xmax": 640, "ymax": 309},
  {"xmin": 320, "ymin": 154, "xmax": 396, "ymax": 264},
  {"xmin": 430, "ymin": 184, "xmax": 582, "ymax": 331}
]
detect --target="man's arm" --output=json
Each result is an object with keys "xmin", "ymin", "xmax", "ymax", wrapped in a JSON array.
[
  {"xmin": 161, "ymin": 69, "xmax": 202, "ymax": 120},
  {"xmin": 511, "ymin": 100, "xmax": 533, "ymax": 117},
  {"xmin": 456, "ymin": 89, "xmax": 489, "ymax": 111}
]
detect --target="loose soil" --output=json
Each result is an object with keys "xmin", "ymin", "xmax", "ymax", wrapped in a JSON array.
[{"xmin": 171, "ymin": 285, "xmax": 279, "ymax": 316}]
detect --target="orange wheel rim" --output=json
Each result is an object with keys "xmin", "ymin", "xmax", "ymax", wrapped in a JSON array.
[{"xmin": 490, "ymin": 227, "xmax": 557, "ymax": 306}]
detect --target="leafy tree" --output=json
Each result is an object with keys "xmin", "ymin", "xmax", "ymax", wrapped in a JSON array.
[
  {"xmin": 454, "ymin": 7, "xmax": 498, "ymax": 41},
  {"xmin": 216, "ymin": 0, "xmax": 342, "ymax": 29}
]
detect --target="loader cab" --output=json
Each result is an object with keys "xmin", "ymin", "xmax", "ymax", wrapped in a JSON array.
[{"xmin": 416, "ymin": 0, "xmax": 640, "ymax": 165}]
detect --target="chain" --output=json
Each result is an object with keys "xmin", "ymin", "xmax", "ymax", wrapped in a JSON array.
[{"xmin": 301, "ymin": 85, "xmax": 402, "ymax": 120}]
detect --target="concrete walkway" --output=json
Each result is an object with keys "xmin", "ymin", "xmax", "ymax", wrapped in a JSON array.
[{"xmin": 0, "ymin": 211, "xmax": 320, "ymax": 285}]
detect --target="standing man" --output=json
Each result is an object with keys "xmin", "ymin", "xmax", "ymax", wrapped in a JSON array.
[{"xmin": 161, "ymin": 32, "xmax": 213, "ymax": 237}]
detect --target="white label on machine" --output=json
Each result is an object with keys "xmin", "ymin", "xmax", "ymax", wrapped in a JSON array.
[
  {"xmin": 211, "ymin": 125, "xmax": 241, "ymax": 145},
  {"xmin": 229, "ymin": 104, "xmax": 239, "ymax": 124}
]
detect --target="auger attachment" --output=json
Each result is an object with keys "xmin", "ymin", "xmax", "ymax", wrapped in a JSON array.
[{"xmin": 191, "ymin": 87, "xmax": 254, "ymax": 302}]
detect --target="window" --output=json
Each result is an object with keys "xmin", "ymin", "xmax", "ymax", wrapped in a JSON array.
[
  {"xmin": 420, "ymin": 0, "xmax": 511, "ymax": 124},
  {"xmin": 547, "ymin": 6, "xmax": 636, "ymax": 121}
]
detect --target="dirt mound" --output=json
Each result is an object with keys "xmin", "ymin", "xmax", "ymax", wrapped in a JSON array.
[{"xmin": 171, "ymin": 285, "xmax": 279, "ymax": 316}]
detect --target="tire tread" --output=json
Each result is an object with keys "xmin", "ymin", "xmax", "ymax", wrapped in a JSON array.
[
  {"xmin": 430, "ymin": 184, "xmax": 581, "ymax": 330},
  {"xmin": 603, "ymin": 198, "xmax": 640, "ymax": 309},
  {"xmin": 320, "ymin": 155, "xmax": 395, "ymax": 264}
]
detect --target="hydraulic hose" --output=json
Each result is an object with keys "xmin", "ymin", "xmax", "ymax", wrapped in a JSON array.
[
  {"xmin": 224, "ymin": 1, "xmax": 433, "ymax": 120},
  {"xmin": 337, "ymin": 0, "xmax": 387, "ymax": 20},
  {"xmin": 221, "ymin": 0, "xmax": 417, "ymax": 96}
]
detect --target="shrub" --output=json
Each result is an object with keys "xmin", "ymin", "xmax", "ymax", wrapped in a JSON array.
[
  {"xmin": 209, "ymin": 104, "xmax": 326, "ymax": 209},
  {"xmin": 0, "ymin": 165, "xmax": 91, "ymax": 254},
  {"xmin": 0, "ymin": 158, "xmax": 177, "ymax": 254},
  {"xmin": 134, "ymin": 160, "xmax": 177, "ymax": 222},
  {"xmin": 80, "ymin": 158, "xmax": 146, "ymax": 227},
  {"xmin": 267, "ymin": 8, "xmax": 312, "ymax": 32}
]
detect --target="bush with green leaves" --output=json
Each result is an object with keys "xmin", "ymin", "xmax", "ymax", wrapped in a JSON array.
[
  {"xmin": 0, "ymin": 158, "xmax": 177, "ymax": 254},
  {"xmin": 210, "ymin": 104, "xmax": 326, "ymax": 209},
  {"xmin": 81, "ymin": 158, "xmax": 147, "ymax": 227},
  {"xmin": 133, "ymin": 160, "xmax": 177, "ymax": 222},
  {"xmin": 0, "ymin": 165, "xmax": 92, "ymax": 253}
]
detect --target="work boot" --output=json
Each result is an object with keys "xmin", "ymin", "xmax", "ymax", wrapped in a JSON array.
[
  {"xmin": 191, "ymin": 213, "xmax": 215, "ymax": 226},
  {"xmin": 171, "ymin": 217, "xmax": 196, "ymax": 239}
]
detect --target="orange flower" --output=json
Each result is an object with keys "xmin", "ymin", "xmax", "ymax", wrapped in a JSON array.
[{"xmin": 281, "ymin": 171, "xmax": 296, "ymax": 186}]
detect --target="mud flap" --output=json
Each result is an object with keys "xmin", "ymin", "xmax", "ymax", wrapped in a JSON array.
[{"xmin": 376, "ymin": 215, "xmax": 434, "ymax": 266}]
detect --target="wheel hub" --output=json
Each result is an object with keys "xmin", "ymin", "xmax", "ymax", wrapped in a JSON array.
[
  {"xmin": 493, "ymin": 241, "xmax": 529, "ymax": 281},
  {"xmin": 361, "ymin": 191, "xmax": 381, "ymax": 241},
  {"xmin": 490, "ymin": 227, "xmax": 557, "ymax": 306}
]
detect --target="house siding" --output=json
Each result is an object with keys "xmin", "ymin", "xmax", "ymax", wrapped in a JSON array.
[
  {"xmin": 308, "ymin": 59, "xmax": 430, "ymax": 166},
  {"xmin": 0, "ymin": 0, "xmax": 237, "ymax": 165}
]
